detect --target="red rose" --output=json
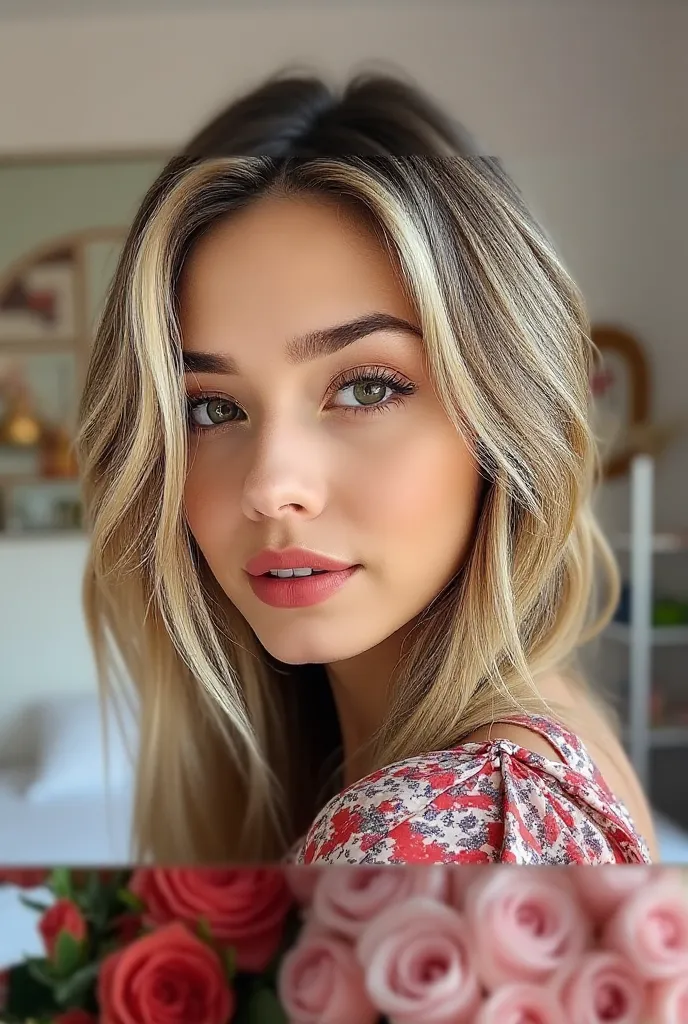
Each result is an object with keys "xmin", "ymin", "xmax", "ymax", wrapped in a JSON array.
[
  {"xmin": 98, "ymin": 921, "xmax": 234, "ymax": 1024},
  {"xmin": 53, "ymin": 1011, "xmax": 98, "ymax": 1024},
  {"xmin": 112, "ymin": 911, "xmax": 143, "ymax": 944},
  {"xmin": 130, "ymin": 867, "xmax": 292, "ymax": 971},
  {"xmin": 0, "ymin": 969, "xmax": 8, "ymax": 1013},
  {"xmin": 0, "ymin": 868, "xmax": 48, "ymax": 888},
  {"xmin": 39, "ymin": 898, "xmax": 87, "ymax": 959}
]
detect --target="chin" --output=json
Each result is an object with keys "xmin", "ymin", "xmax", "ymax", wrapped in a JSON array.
[{"xmin": 253, "ymin": 621, "xmax": 369, "ymax": 667}]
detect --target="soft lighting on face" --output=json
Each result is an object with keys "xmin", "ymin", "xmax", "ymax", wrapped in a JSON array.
[{"xmin": 181, "ymin": 193, "xmax": 483, "ymax": 668}]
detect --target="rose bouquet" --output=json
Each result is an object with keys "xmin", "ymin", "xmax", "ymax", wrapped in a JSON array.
[{"xmin": 1, "ymin": 865, "xmax": 687, "ymax": 1023}]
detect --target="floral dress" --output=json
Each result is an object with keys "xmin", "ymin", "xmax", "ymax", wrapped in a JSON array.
[{"xmin": 293, "ymin": 714, "xmax": 652, "ymax": 865}]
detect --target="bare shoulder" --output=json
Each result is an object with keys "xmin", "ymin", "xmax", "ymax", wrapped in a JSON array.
[
  {"xmin": 460, "ymin": 671, "xmax": 575, "ymax": 762},
  {"xmin": 462, "ymin": 722, "xmax": 566, "ymax": 764}
]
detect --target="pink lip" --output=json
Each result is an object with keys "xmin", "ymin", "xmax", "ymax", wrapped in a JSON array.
[
  {"xmin": 245, "ymin": 547, "xmax": 353, "ymax": 577},
  {"xmin": 244, "ymin": 548, "xmax": 359, "ymax": 609}
]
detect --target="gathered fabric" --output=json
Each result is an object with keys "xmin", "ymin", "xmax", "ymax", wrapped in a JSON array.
[{"xmin": 293, "ymin": 714, "xmax": 652, "ymax": 865}]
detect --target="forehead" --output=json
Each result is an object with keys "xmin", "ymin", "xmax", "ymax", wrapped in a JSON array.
[{"xmin": 178, "ymin": 193, "xmax": 415, "ymax": 353}]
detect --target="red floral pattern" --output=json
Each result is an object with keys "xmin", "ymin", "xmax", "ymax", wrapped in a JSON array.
[{"xmin": 294, "ymin": 715, "xmax": 652, "ymax": 865}]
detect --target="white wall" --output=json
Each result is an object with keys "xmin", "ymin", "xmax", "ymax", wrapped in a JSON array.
[
  {"xmin": 0, "ymin": 0, "xmax": 686, "ymax": 756},
  {"xmin": 0, "ymin": 1, "xmax": 684, "ymax": 160}
]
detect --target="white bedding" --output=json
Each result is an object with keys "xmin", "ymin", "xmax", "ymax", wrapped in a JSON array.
[{"xmin": 0, "ymin": 768, "xmax": 133, "ymax": 865}]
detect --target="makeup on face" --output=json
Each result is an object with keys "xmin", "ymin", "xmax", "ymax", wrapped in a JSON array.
[{"xmin": 180, "ymin": 193, "xmax": 483, "ymax": 667}]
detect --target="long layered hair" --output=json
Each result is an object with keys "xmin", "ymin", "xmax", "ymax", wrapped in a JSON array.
[{"xmin": 75, "ymin": 71, "xmax": 619, "ymax": 862}]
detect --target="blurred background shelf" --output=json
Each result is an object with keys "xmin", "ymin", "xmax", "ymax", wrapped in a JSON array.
[
  {"xmin": 612, "ymin": 531, "xmax": 688, "ymax": 553},
  {"xmin": 604, "ymin": 453, "xmax": 688, "ymax": 792},
  {"xmin": 606, "ymin": 622, "xmax": 688, "ymax": 646},
  {"xmin": 622, "ymin": 726, "xmax": 688, "ymax": 750},
  {"xmin": 649, "ymin": 727, "xmax": 688, "ymax": 749}
]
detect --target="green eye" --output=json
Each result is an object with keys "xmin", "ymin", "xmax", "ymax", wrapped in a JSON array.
[
  {"xmin": 189, "ymin": 397, "xmax": 244, "ymax": 428},
  {"xmin": 332, "ymin": 367, "xmax": 417, "ymax": 411},
  {"xmin": 352, "ymin": 381, "xmax": 387, "ymax": 405}
]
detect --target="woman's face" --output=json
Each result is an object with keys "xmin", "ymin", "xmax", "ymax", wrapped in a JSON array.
[{"xmin": 180, "ymin": 193, "xmax": 484, "ymax": 666}]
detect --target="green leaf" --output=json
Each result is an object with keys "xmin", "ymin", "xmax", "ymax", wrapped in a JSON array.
[
  {"xmin": 85, "ymin": 870, "xmax": 103, "ymax": 902},
  {"xmin": 5, "ymin": 962, "xmax": 59, "ymax": 1019},
  {"xmin": 18, "ymin": 895, "xmax": 51, "ymax": 913},
  {"xmin": 109, "ymin": 870, "xmax": 135, "ymax": 897},
  {"xmin": 83, "ymin": 888, "xmax": 110, "ymax": 933},
  {"xmin": 53, "ymin": 931, "xmax": 85, "ymax": 979},
  {"xmin": 246, "ymin": 988, "xmax": 288, "ymax": 1024},
  {"xmin": 221, "ymin": 944, "xmax": 237, "ymax": 981},
  {"xmin": 97, "ymin": 936, "xmax": 126, "ymax": 957},
  {"xmin": 47, "ymin": 868, "xmax": 73, "ymax": 900},
  {"xmin": 26, "ymin": 958, "xmax": 56, "ymax": 988},
  {"xmin": 117, "ymin": 887, "xmax": 146, "ymax": 912},
  {"xmin": 53, "ymin": 960, "xmax": 101, "ymax": 1008}
]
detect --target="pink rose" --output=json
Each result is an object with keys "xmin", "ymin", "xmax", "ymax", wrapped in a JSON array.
[
  {"xmin": 278, "ymin": 932, "xmax": 377, "ymax": 1024},
  {"xmin": 357, "ymin": 897, "xmax": 480, "ymax": 1024},
  {"xmin": 559, "ymin": 952, "xmax": 646, "ymax": 1024},
  {"xmin": 464, "ymin": 867, "xmax": 589, "ymax": 990},
  {"xmin": 647, "ymin": 974, "xmax": 688, "ymax": 1023},
  {"xmin": 130, "ymin": 867, "xmax": 292, "ymax": 971},
  {"xmin": 572, "ymin": 866, "xmax": 678, "ymax": 923},
  {"xmin": 474, "ymin": 983, "xmax": 565, "ymax": 1024},
  {"xmin": 602, "ymin": 878, "xmax": 688, "ymax": 981},
  {"xmin": 311, "ymin": 865, "xmax": 448, "ymax": 939}
]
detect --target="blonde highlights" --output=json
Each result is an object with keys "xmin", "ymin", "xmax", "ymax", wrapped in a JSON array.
[{"xmin": 76, "ymin": 146, "xmax": 619, "ymax": 862}]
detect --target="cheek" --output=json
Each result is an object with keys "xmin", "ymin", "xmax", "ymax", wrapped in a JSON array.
[
  {"xmin": 183, "ymin": 443, "xmax": 242, "ymax": 546},
  {"xmin": 345, "ymin": 426, "xmax": 481, "ymax": 543}
]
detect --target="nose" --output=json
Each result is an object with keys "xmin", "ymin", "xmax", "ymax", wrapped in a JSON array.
[{"xmin": 240, "ymin": 423, "xmax": 327, "ymax": 523}]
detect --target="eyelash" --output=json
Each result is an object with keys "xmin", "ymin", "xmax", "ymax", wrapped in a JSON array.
[{"xmin": 186, "ymin": 365, "xmax": 418, "ymax": 434}]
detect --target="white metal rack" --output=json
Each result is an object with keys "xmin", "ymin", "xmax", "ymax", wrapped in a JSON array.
[{"xmin": 605, "ymin": 453, "xmax": 688, "ymax": 791}]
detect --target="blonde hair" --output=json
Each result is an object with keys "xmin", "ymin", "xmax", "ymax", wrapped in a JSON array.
[{"xmin": 75, "ymin": 73, "xmax": 620, "ymax": 862}]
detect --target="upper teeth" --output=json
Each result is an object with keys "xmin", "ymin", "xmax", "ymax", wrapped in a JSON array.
[{"xmin": 268, "ymin": 568, "xmax": 323, "ymax": 578}]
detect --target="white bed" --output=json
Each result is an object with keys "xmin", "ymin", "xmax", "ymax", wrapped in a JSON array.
[{"xmin": 0, "ymin": 767, "xmax": 133, "ymax": 865}]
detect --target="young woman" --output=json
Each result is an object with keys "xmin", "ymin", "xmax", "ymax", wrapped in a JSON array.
[{"xmin": 76, "ymin": 71, "xmax": 657, "ymax": 865}]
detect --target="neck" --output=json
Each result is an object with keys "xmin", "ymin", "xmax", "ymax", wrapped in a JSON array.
[{"xmin": 325, "ymin": 624, "xmax": 412, "ymax": 788}]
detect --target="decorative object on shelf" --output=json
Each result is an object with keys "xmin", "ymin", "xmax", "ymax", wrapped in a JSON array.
[
  {"xmin": 0, "ymin": 229, "xmax": 128, "ymax": 536},
  {"xmin": 590, "ymin": 324, "xmax": 651, "ymax": 478},
  {"xmin": 590, "ymin": 323, "xmax": 688, "ymax": 481},
  {"xmin": 0, "ymin": 362, "xmax": 42, "ymax": 447},
  {"xmin": 3, "ymin": 481, "xmax": 83, "ymax": 534},
  {"xmin": 613, "ymin": 582, "xmax": 688, "ymax": 627},
  {"xmin": 39, "ymin": 422, "xmax": 78, "ymax": 479},
  {"xmin": 621, "ymin": 417, "xmax": 688, "ymax": 461},
  {"xmin": 0, "ymin": 246, "xmax": 77, "ymax": 343},
  {"xmin": 605, "ymin": 452, "xmax": 688, "ymax": 788},
  {"xmin": 0, "ymin": 152, "xmax": 164, "ymax": 536}
]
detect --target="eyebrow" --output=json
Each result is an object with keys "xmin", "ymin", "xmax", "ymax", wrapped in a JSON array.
[{"xmin": 182, "ymin": 312, "xmax": 422, "ymax": 375}]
